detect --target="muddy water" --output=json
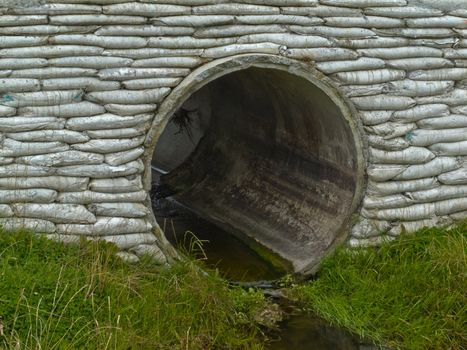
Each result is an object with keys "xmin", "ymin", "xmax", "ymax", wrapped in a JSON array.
[{"xmin": 154, "ymin": 199, "xmax": 369, "ymax": 350}]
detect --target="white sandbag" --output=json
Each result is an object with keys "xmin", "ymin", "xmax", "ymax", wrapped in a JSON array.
[
  {"xmin": 103, "ymin": 3, "xmax": 189, "ymax": 16},
  {"xmin": 58, "ymin": 190, "xmax": 146, "ymax": 205},
  {"xmin": 0, "ymin": 139, "xmax": 69, "ymax": 157},
  {"xmin": 89, "ymin": 176, "xmax": 143, "ymax": 193},
  {"xmin": 0, "ymin": 45, "xmax": 103, "ymax": 58},
  {"xmin": 407, "ymin": 185, "xmax": 467, "ymax": 202},
  {"xmin": 129, "ymin": 243, "xmax": 166, "ymax": 263},
  {"xmin": 72, "ymin": 136, "xmax": 145, "ymax": 154},
  {"xmin": 0, "ymin": 176, "xmax": 89, "ymax": 192},
  {"xmin": 50, "ymin": 15, "xmax": 147, "ymax": 25},
  {"xmin": 364, "ymin": 6, "xmax": 443, "ymax": 18},
  {"xmin": 96, "ymin": 233, "xmax": 156, "ymax": 250},
  {"xmin": 122, "ymin": 78, "xmax": 181, "ymax": 90},
  {"xmin": 0, "ymin": 205, "xmax": 13, "ymax": 218},
  {"xmin": 352, "ymin": 95, "xmax": 415, "ymax": 110},
  {"xmin": 387, "ymin": 80, "xmax": 454, "ymax": 97},
  {"xmin": 42, "ymin": 78, "xmax": 121, "ymax": 92},
  {"xmin": 284, "ymin": 47, "xmax": 358, "ymax": 61},
  {"xmin": 335, "ymin": 69, "xmax": 404, "ymax": 84},
  {"xmin": 388, "ymin": 218, "xmax": 449, "ymax": 236},
  {"xmin": 363, "ymin": 194, "xmax": 413, "ymax": 210},
  {"xmin": 357, "ymin": 46, "xmax": 442, "ymax": 59},
  {"xmin": 0, "ymin": 79, "xmax": 40, "ymax": 93},
  {"xmin": 236, "ymin": 34, "xmax": 333, "ymax": 48},
  {"xmin": 235, "ymin": 0, "xmax": 318, "ymax": 5},
  {"xmin": 0, "ymin": 71, "xmax": 11, "ymax": 78},
  {"xmin": 97, "ymin": 68, "xmax": 189, "ymax": 81},
  {"xmin": 368, "ymin": 135, "xmax": 409, "ymax": 151},
  {"xmin": 66, "ymin": 113, "xmax": 152, "ymax": 131},
  {"xmin": 435, "ymin": 198, "xmax": 467, "ymax": 215},
  {"xmin": 370, "ymin": 146, "xmax": 435, "ymax": 164},
  {"xmin": 325, "ymin": 16, "xmax": 403, "ymax": 28},
  {"xmin": 13, "ymin": 203, "xmax": 96, "ymax": 224},
  {"xmin": 17, "ymin": 151, "xmax": 104, "ymax": 167},
  {"xmin": 341, "ymin": 84, "xmax": 387, "ymax": 97},
  {"xmin": 0, "ymin": 117, "xmax": 64, "ymax": 133},
  {"xmin": 0, "ymin": 25, "xmax": 99, "ymax": 36},
  {"xmin": 290, "ymin": 25, "xmax": 376, "ymax": 39},
  {"xmin": 406, "ymin": 128, "xmax": 467, "ymax": 146},
  {"xmin": 56, "ymin": 159, "xmax": 144, "ymax": 178},
  {"xmin": 193, "ymin": 4, "xmax": 279, "ymax": 15},
  {"xmin": 430, "ymin": 141, "xmax": 467, "ymax": 156},
  {"xmin": 451, "ymin": 105, "xmax": 467, "ymax": 114},
  {"xmin": 49, "ymin": 56, "xmax": 133, "ymax": 69},
  {"xmin": 443, "ymin": 49, "xmax": 467, "ymax": 59},
  {"xmin": 408, "ymin": 69, "xmax": 467, "ymax": 81},
  {"xmin": 18, "ymin": 101, "xmax": 106, "ymax": 118},
  {"xmin": 417, "ymin": 115, "xmax": 467, "ymax": 129},
  {"xmin": 451, "ymin": 210, "xmax": 467, "ymax": 220},
  {"xmin": 0, "ymin": 105, "xmax": 15, "ymax": 117},
  {"xmin": 0, "ymin": 189, "xmax": 57, "ymax": 204},
  {"xmin": 0, "ymin": 218, "xmax": 55, "ymax": 233},
  {"xmin": 1, "ymin": 90, "xmax": 83, "ymax": 108},
  {"xmin": 201, "ymin": 43, "xmax": 283, "ymax": 58},
  {"xmin": 317, "ymin": 58, "xmax": 385, "ymax": 74},
  {"xmin": 283, "ymin": 5, "xmax": 361, "ymax": 17},
  {"xmin": 365, "ymin": 122, "xmax": 416, "ymax": 139},
  {"xmin": 363, "ymin": 203, "xmax": 436, "ymax": 221},
  {"xmin": 56, "ymin": 217, "xmax": 151, "ymax": 235},
  {"xmin": 386, "ymin": 58, "xmax": 453, "ymax": 70},
  {"xmin": 148, "ymin": 37, "xmax": 238, "ymax": 49},
  {"xmin": 89, "ymin": 202, "xmax": 149, "ymax": 218},
  {"xmin": 86, "ymin": 88, "xmax": 171, "ymax": 104},
  {"xmin": 375, "ymin": 28, "xmax": 454, "ymax": 38},
  {"xmin": 104, "ymin": 104, "xmax": 157, "ymax": 116},
  {"xmin": 95, "ymin": 26, "xmax": 194, "ymax": 37},
  {"xmin": 194, "ymin": 24, "xmax": 286, "ymax": 38},
  {"xmin": 153, "ymin": 15, "xmax": 234, "ymax": 27},
  {"xmin": 367, "ymin": 164, "xmax": 407, "ymax": 182},
  {"xmin": 417, "ymin": 89, "xmax": 467, "ymax": 106},
  {"xmin": 336, "ymin": 37, "xmax": 409, "ymax": 49},
  {"xmin": 9, "ymin": 3, "xmax": 102, "ymax": 15},
  {"xmin": 351, "ymin": 218, "xmax": 391, "ymax": 238},
  {"xmin": 391, "ymin": 104, "xmax": 449, "ymax": 122},
  {"xmin": 368, "ymin": 177, "xmax": 438, "ymax": 196},
  {"xmin": 7, "ymin": 130, "xmax": 88, "ymax": 143},
  {"xmin": 359, "ymin": 110, "xmax": 392, "ymax": 125},
  {"xmin": 0, "ymin": 158, "xmax": 13, "ymax": 166},
  {"xmin": 86, "ymin": 126, "xmax": 148, "ymax": 139},
  {"xmin": 438, "ymin": 167, "xmax": 467, "ymax": 184},
  {"xmin": 103, "ymin": 48, "xmax": 203, "ymax": 59},
  {"xmin": 407, "ymin": 16, "xmax": 467, "ymax": 28},
  {"xmin": 0, "ymin": 15, "xmax": 47, "ymax": 26},
  {"xmin": 320, "ymin": 0, "xmax": 406, "ymax": 7},
  {"xmin": 132, "ymin": 57, "xmax": 204, "ymax": 68},
  {"xmin": 410, "ymin": 38, "xmax": 458, "ymax": 48},
  {"xmin": 49, "ymin": 34, "xmax": 147, "ymax": 49},
  {"xmin": 394, "ymin": 157, "xmax": 461, "ymax": 180},
  {"xmin": 236, "ymin": 14, "xmax": 322, "ymax": 26},
  {"xmin": 11, "ymin": 67, "xmax": 97, "ymax": 79},
  {"xmin": 105, "ymin": 147, "xmax": 145, "ymax": 166},
  {"xmin": 0, "ymin": 36, "xmax": 48, "ymax": 48}
]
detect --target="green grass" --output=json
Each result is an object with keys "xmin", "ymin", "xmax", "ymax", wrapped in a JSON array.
[
  {"xmin": 0, "ymin": 230, "xmax": 269, "ymax": 349},
  {"xmin": 294, "ymin": 223, "xmax": 467, "ymax": 350}
]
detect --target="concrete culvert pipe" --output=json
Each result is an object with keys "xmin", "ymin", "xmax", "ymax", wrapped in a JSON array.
[{"xmin": 149, "ymin": 56, "xmax": 365, "ymax": 276}]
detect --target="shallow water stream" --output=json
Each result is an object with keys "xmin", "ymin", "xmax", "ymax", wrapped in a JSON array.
[{"xmin": 154, "ymin": 199, "xmax": 376, "ymax": 350}]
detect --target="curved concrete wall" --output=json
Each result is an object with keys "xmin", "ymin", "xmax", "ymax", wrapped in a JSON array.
[{"xmin": 1, "ymin": 0, "xmax": 467, "ymax": 272}]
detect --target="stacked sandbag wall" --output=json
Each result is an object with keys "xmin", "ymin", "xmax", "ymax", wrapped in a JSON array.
[{"xmin": 1, "ymin": 0, "xmax": 467, "ymax": 262}]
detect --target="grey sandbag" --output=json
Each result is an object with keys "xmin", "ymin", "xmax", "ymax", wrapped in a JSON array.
[
  {"xmin": 89, "ymin": 202, "xmax": 149, "ymax": 218},
  {"xmin": 13, "ymin": 203, "xmax": 96, "ymax": 224}
]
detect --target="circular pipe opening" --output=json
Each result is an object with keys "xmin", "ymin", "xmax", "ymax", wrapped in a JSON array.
[{"xmin": 148, "ymin": 56, "xmax": 365, "ymax": 275}]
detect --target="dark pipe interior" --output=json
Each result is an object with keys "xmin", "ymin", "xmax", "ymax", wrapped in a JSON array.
[{"xmin": 152, "ymin": 67, "xmax": 358, "ymax": 274}]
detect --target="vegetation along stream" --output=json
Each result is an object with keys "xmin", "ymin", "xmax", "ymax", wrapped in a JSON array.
[{"xmin": 153, "ymin": 196, "xmax": 380, "ymax": 350}]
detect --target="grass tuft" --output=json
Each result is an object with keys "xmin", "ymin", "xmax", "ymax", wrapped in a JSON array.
[
  {"xmin": 0, "ymin": 229, "xmax": 268, "ymax": 349},
  {"xmin": 295, "ymin": 223, "xmax": 467, "ymax": 350}
]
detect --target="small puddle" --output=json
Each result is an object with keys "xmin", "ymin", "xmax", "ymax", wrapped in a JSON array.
[{"xmin": 154, "ymin": 198, "xmax": 376, "ymax": 350}]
